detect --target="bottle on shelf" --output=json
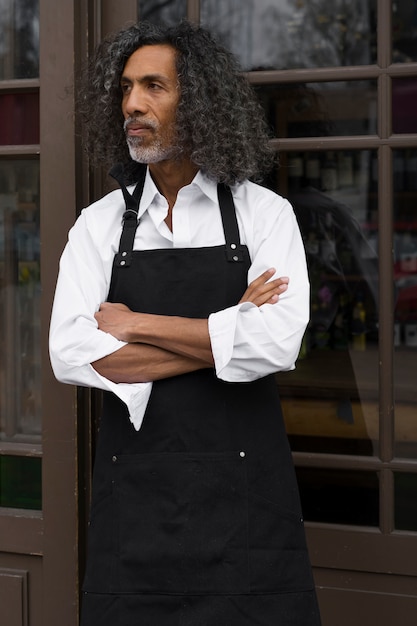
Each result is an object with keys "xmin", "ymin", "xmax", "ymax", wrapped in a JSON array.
[
  {"xmin": 287, "ymin": 152, "xmax": 304, "ymax": 191},
  {"xmin": 320, "ymin": 210, "xmax": 337, "ymax": 265},
  {"xmin": 320, "ymin": 151, "xmax": 338, "ymax": 192},
  {"xmin": 337, "ymin": 151, "xmax": 354, "ymax": 188},
  {"xmin": 351, "ymin": 293, "xmax": 367, "ymax": 351},
  {"xmin": 305, "ymin": 152, "xmax": 321, "ymax": 189},
  {"xmin": 405, "ymin": 149, "xmax": 417, "ymax": 192}
]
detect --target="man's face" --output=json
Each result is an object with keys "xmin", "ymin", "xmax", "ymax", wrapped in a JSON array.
[{"xmin": 121, "ymin": 44, "xmax": 180, "ymax": 163}]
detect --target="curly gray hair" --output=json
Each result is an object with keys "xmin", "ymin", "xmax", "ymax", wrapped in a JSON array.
[{"xmin": 78, "ymin": 20, "xmax": 275, "ymax": 186}]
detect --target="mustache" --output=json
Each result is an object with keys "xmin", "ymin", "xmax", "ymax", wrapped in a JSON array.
[{"xmin": 123, "ymin": 117, "xmax": 158, "ymax": 132}]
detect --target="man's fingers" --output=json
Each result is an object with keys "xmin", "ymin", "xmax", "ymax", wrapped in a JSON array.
[{"xmin": 240, "ymin": 270, "xmax": 289, "ymax": 306}]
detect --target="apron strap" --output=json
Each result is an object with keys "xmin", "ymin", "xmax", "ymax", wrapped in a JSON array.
[
  {"xmin": 109, "ymin": 163, "xmax": 146, "ymax": 268},
  {"xmin": 110, "ymin": 165, "xmax": 245, "ymax": 267},
  {"xmin": 217, "ymin": 183, "xmax": 246, "ymax": 263}
]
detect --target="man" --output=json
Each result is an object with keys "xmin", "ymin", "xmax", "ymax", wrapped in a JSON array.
[{"xmin": 50, "ymin": 20, "xmax": 321, "ymax": 626}]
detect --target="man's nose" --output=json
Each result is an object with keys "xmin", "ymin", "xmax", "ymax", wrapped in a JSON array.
[{"xmin": 124, "ymin": 86, "xmax": 148, "ymax": 116}]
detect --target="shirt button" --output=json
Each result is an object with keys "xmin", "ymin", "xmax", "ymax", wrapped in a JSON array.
[
  {"xmin": 239, "ymin": 451, "xmax": 246, "ymax": 458},
  {"xmin": 112, "ymin": 455, "xmax": 117, "ymax": 463}
]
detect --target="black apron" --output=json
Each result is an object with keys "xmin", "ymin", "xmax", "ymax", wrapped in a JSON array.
[{"xmin": 81, "ymin": 169, "xmax": 321, "ymax": 626}]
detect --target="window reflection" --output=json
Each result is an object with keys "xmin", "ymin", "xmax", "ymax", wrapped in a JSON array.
[
  {"xmin": 393, "ymin": 0, "xmax": 417, "ymax": 63},
  {"xmin": 0, "ymin": 92, "xmax": 39, "ymax": 145},
  {"xmin": 393, "ymin": 149, "xmax": 417, "ymax": 459},
  {"xmin": 0, "ymin": 159, "xmax": 41, "ymax": 442},
  {"xmin": 137, "ymin": 0, "xmax": 186, "ymax": 25},
  {"xmin": 201, "ymin": 0, "xmax": 377, "ymax": 71},
  {"xmin": 296, "ymin": 467, "xmax": 379, "ymax": 526},
  {"xmin": 257, "ymin": 81, "xmax": 377, "ymax": 139},
  {"xmin": 395, "ymin": 473, "xmax": 417, "ymax": 531},
  {"xmin": 392, "ymin": 78, "xmax": 417, "ymax": 134},
  {"xmin": 0, "ymin": 455, "xmax": 41, "ymax": 509},
  {"xmin": 275, "ymin": 150, "xmax": 379, "ymax": 456},
  {"xmin": 0, "ymin": 0, "xmax": 39, "ymax": 80}
]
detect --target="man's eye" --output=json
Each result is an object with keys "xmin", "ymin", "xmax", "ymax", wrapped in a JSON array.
[{"xmin": 121, "ymin": 83, "xmax": 131, "ymax": 93}]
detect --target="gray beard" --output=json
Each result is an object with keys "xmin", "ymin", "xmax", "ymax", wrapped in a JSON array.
[{"xmin": 126, "ymin": 136, "xmax": 177, "ymax": 164}]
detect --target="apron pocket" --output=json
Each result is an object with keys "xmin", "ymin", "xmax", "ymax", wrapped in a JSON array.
[
  {"xmin": 112, "ymin": 451, "xmax": 249, "ymax": 594},
  {"xmin": 248, "ymin": 491, "xmax": 314, "ymax": 593}
]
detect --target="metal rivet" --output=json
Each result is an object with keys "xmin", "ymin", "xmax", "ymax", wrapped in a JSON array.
[
  {"xmin": 239, "ymin": 451, "xmax": 245, "ymax": 458},
  {"xmin": 121, "ymin": 251, "xmax": 127, "ymax": 257},
  {"xmin": 233, "ymin": 255, "xmax": 239, "ymax": 262},
  {"xmin": 120, "ymin": 260, "xmax": 126, "ymax": 266},
  {"xmin": 230, "ymin": 243, "xmax": 237, "ymax": 250},
  {"xmin": 112, "ymin": 455, "xmax": 117, "ymax": 463}
]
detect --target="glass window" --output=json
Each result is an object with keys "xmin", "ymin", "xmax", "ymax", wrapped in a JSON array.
[
  {"xmin": 257, "ymin": 80, "xmax": 377, "ymax": 139},
  {"xmin": 393, "ymin": 0, "xmax": 417, "ymax": 63},
  {"xmin": 393, "ymin": 148, "xmax": 417, "ymax": 459},
  {"xmin": 0, "ymin": 454, "xmax": 41, "ymax": 509},
  {"xmin": 296, "ymin": 467, "xmax": 379, "ymax": 526},
  {"xmin": 137, "ymin": 0, "xmax": 187, "ymax": 25},
  {"xmin": 0, "ymin": 92, "xmax": 39, "ymax": 145},
  {"xmin": 395, "ymin": 472, "xmax": 417, "ymax": 531},
  {"xmin": 275, "ymin": 150, "xmax": 379, "ymax": 456},
  {"xmin": 0, "ymin": 0, "xmax": 39, "ymax": 80},
  {"xmin": 0, "ymin": 159, "xmax": 41, "ymax": 443},
  {"xmin": 392, "ymin": 78, "xmax": 417, "ymax": 134},
  {"xmin": 201, "ymin": 0, "xmax": 377, "ymax": 71}
]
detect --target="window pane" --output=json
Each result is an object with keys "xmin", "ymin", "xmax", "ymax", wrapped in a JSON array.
[
  {"xmin": 395, "ymin": 473, "xmax": 417, "ymax": 531},
  {"xmin": 137, "ymin": 0, "xmax": 187, "ymax": 25},
  {"xmin": 393, "ymin": 0, "xmax": 417, "ymax": 63},
  {"xmin": 0, "ymin": 454, "xmax": 41, "ymax": 509},
  {"xmin": 201, "ymin": 0, "xmax": 377, "ymax": 71},
  {"xmin": 0, "ymin": 92, "xmax": 39, "ymax": 145},
  {"xmin": 296, "ymin": 467, "xmax": 379, "ymax": 526},
  {"xmin": 0, "ymin": 0, "xmax": 39, "ymax": 80},
  {"xmin": 393, "ymin": 149, "xmax": 417, "ymax": 458},
  {"xmin": 274, "ymin": 150, "xmax": 379, "ymax": 456},
  {"xmin": 0, "ymin": 159, "xmax": 41, "ymax": 442},
  {"xmin": 392, "ymin": 78, "xmax": 417, "ymax": 134},
  {"xmin": 257, "ymin": 81, "xmax": 377, "ymax": 139}
]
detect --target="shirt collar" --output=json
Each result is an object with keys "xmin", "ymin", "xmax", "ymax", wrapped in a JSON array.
[{"xmin": 135, "ymin": 167, "xmax": 220, "ymax": 218}]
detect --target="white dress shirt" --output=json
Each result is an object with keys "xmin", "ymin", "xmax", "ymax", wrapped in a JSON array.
[{"xmin": 49, "ymin": 169, "xmax": 309, "ymax": 430}]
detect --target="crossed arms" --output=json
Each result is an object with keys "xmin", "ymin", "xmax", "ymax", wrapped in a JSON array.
[{"xmin": 92, "ymin": 269, "xmax": 289, "ymax": 384}]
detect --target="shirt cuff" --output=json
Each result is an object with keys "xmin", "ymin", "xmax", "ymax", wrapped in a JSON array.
[
  {"xmin": 92, "ymin": 367, "xmax": 153, "ymax": 431},
  {"xmin": 208, "ymin": 301, "xmax": 256, "ymax": 379}
]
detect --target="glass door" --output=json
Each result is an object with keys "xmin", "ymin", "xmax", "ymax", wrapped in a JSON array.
[{"xmin": 132, "ymin": 1, "xmax": 417, "ymax": 624}]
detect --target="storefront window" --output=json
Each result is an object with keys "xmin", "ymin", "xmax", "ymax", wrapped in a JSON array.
[
  {"xmin": 393, "ymin": 148, "xmax": 417, "ymax": 459},
  {"xmin": 257, "ymin": 80, "xmax": 377, "ymax": 138},
  {"xmin": 137, "ymin": 0, "xmax": 187, "ymax": 25},
  {"xmin": 0, "ymin": 454, "xmax": 41, "ymax": 509},
  {"xmin": 395, "ymin": 472, "xmax": 417, "ymax": 531},
  {"xmin": 0, "ymin": 0, "xmax": 39, "ymax": 80},
  {"xmin": 0, "ymin": 159, "xmax": 41, "ymax": 443},
  {"xmin": 393, "ymin": 0, "xmax": 417, "ymax": 63},
  {"xmin": 276, "ymin": 148, "xmax": 379, "ymax": 457},
  {"xmin": 392, "ymin": 77, "xmax": 417, "ymax": 134},
  {"xmin": 201, "ymin": 0, "xmax": 377, "ymax": 71},
  {"xmin": 296, "ymin": 467, "xmax": 379, "ymax": 526},
  {"xmin": 0, "ymin": 91, "xmax": 39, "ymax": 145}
]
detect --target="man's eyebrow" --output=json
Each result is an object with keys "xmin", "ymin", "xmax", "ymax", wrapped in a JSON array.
[{"xmin": 120, "ymin": 73, "xmax": 171, "ymax": 85}]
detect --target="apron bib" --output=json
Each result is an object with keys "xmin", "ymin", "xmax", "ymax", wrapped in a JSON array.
[{"xmin": 81, "ymin": 168, "xmax": 321, "ymax": 626}]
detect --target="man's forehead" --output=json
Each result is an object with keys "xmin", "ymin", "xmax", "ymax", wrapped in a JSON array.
[{"xmin": 123, "ymin": 44, "xmax": 178, "ymax": 76}]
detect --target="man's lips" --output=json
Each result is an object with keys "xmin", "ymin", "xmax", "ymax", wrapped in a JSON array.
[{"xmin": 126, "ymin": 124, "xmax": 152, "ymax": 136}]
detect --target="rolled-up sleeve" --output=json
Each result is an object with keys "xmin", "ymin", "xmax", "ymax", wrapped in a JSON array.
[
  {"xmin": 49, "ymin": 205, "xmax": 152, "ymax": 430},
  {"xmin": 208, "ymin": 195, "xmax": 309, "ymax": 382}
]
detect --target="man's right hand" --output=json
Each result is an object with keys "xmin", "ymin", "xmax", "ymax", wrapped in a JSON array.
[{"xmin": 239, "ymin": 268, "xmax": 289, "ymax": 307}]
